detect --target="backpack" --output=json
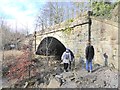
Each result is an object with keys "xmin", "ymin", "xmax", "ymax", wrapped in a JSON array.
[{"xmin": 65, "ymin": 52, "xmax": 69, "ymax": 59}]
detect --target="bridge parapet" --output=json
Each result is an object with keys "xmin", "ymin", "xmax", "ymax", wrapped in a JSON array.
[{"xmin": 34, "ymin": 17, "xmax": 118, "ymax": 69}]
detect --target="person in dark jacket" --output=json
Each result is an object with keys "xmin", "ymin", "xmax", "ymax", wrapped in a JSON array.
[
  {"xmin": 68, "ymin": 49, "xmax": 75, "ymax": 70},
  {"xmin": 85, "ymin": 41, "xmax": 94, "ymax": 73}
]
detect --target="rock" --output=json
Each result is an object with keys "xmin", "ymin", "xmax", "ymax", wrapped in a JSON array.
[
  {"xmin": 47, "ymin": 78, "xmax": 61, "ymax": 88},
  {"xmin": 23, "ymin": 82, "xmax": 28, "ymax": 88},
  {"xmin": 104, "ymin": 81, "xmax": 107, "ymax": 86},
  {"xmin": 95, "ymin": 80, "xmax": 104, "ymax": 88},
  {"xmin": 60, "ymin": 62, "xmax": 64, "ymax": 65},
  {"xmin": 91, "ymin": 77, "xmax": 97, "ymax": 83},
  {"xmin": 40, "ymin": 69, "xmax": 45, "ymax": 72},
  {"xmin": 80, "ymin": 76, "xmax": 83, "ymax": 79},
  {"xmin": 34, "ymin": 81, "xmax": 39, "ymax": 88},
  {"xmin": 61, "ymin": 82, "xmax": 77, "ymax": 88},
  {"xmin": 55, "ymin": 67, "xmax": 64, "ymax": 75},
  {"xmin": 70, "ymin": 77, "xmax": 75, "ymax": 81},
  {"xmin": 37, "ymin": 78, "xmax": 44, "ymax": 84},
  {"xmin": 75, "ymin": 80, "xmax": 80, "ymax": 83},
  {"xmin": 55, "ymin": 74, "xmax": 65, "ymax": 86},
  {"xmin": 55, "ymin": 74, "xmax": 63, "ymax": 79},
  {"xmin": 61, "ymin": 79, "xmax": 66, "ymax": 84},
  {"xmin": 28, "ymin": 81, "xmax": 36, "ymax": 86},
  {"xmin": 62, "ymin": 72, "xmax": 74, "ymax": 79},
  {"xmin": 38, "ymin": 83, "xmax": 44, "ymax": 88}
]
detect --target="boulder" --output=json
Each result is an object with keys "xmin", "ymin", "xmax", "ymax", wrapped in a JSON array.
[
  {"xmin": 55, "ymin": 74, "xmax": 63, "ymax": 79},
  {"xmin": 60, "ymin": 81, "xmax": 77, "ymax": 88},
  {"xmin": 47, "ymin": 78, "xmax": 61, "ymax": 88},
  {"xmin": 62, "ymin": 72, "xmax": 74, "ymax": 79}
]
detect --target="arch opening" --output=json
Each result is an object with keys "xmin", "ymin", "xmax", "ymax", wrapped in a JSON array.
[{"xmin": 36, "ymin": 37, "xmax": 66, "ymax": 59}]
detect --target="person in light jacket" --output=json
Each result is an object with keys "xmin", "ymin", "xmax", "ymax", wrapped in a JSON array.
[{"xmin": 61, "ymin": 48, "xmax": 71, "ymax": 72}]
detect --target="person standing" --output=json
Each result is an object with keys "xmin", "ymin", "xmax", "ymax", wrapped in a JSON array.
[
  {"xmin": 85, "ymin": 41, "xmax": 94, "ymax": 73},
  {"xmin": 103, "ymin": 53, "xmax": 108, "ymax": 67},
  {"xmin": 61, "ymin": 48, "xmax": 71, "ymax": 72},
  {"xmin": 68, "ymin": 49, "xmax": 75, "ymax": 70}
]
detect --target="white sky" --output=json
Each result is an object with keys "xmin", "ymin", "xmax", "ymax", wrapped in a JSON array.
[
  {"xmin": 0, "ymin": 0, "xmax": 117, "ymax": 34},
  {"xmin": 0, "ymin": 0, "xmax": 46, "ymax": 34}
]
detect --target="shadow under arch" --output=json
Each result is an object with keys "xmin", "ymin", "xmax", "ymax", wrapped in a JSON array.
[{"xmin": 36, "ymin": 37, "xmax": 66, "ymax": 59}]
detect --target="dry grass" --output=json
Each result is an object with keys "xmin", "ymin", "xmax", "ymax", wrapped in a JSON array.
[{"xmin": 0, "ymin": 50, "xmax": 24, "ymax": 65}]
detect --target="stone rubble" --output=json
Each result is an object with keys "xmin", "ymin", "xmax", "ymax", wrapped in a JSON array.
[{"xmin": 3, "ymin": 55, "xmax": 118, "ymax": 88}]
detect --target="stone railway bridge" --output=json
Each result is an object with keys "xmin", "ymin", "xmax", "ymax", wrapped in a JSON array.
[{"xmin": 26, "ymin": 16, "xmax": 118, "ymax": 69}]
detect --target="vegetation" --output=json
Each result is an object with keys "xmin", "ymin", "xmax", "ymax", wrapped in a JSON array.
[
  {"xmin": 92, "ymin": 1, "xmax": 115, "ymax": 19},
  {"xmin": 0, "ymin": 18, "xmax": 26, "ymax": 50},
  {"xmin": 67, "ymin": 19, "xmax": 74, "ymax": 23},
  {"xmin": 35, "ymin": 2, "xmax": 87, "ymax": 31},
  {"xmin": 63, "ymin": 27, "xmax": 73, "ymax": 35},
  {"xmin": 36, "ymin": 1, "xmax": 120, "ymax": 31}
]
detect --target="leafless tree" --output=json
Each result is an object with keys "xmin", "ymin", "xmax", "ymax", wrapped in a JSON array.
[
  {"xmin": 36, "ymin": 2, "xmax": 65, "ymax": 31},
  {"xmin": 0, "ymin": 17, "xmax": 26, "ymax": 50}
]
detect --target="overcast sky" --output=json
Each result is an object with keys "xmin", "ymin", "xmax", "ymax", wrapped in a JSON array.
[
  {"xmin": 0, "ymin": 0, "xmax": 117, "ymax": 34},
  {"xmin": 0, "ymin": 0, "xmax": 76, "ymax": 34},
  {"xmin": 0, "ymin": 0, "xmax": 47, "ymax": 34}
]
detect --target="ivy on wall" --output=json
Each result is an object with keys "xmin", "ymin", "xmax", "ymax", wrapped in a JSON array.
[
  {"xmin": 92, "ymin": 1, "xmax": 116, "ymax": 19},
  {"xmin": 63, "ymin": 27, "xmax": 73, "ymax": 35}
]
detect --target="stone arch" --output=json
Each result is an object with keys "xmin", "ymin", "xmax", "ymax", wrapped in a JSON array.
[{"xmin": 36, "ymin": 36, "xmax": 66, "ymax": 59}]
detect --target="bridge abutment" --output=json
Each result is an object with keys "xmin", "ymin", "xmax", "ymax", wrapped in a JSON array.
[{"xmin": 33, "ymin": 17, "xmax": 118, "ymax": 69}]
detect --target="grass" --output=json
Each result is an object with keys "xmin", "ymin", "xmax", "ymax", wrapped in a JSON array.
[{"xmin": 0, "ymin": 50, "xmax": 24, "ymax": 65}]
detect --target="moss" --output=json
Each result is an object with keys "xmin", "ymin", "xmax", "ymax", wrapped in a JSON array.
[
  {"xmin": 68, "ymin": 19, "xmax": 74, "ymax": 23},
  {"xmin": 63, "ymin": 27, "xmax": 73, "ymax": 35},
  {"xmin": 64, "ymin": 19, "xmax": 74, "ymax": 26}
]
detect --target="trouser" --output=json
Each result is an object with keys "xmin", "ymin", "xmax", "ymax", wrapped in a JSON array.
[
  {"xmin": 69, "ymin": 61, "xmax": 71, "ymax": 69},
  {"xmin": 104, "ymin": 59, "xmax": 108, "ymax": 66},
  {"xmin": 86, "ymin": 60, "xmax": 92, "ymax": 71},
  {"xmin": 69, "ymin": 61, "xmax": 75, "ymax": 70},
  {"xmin": 64, "ymin": 63, "xmax": 68, "ymax": 71}
]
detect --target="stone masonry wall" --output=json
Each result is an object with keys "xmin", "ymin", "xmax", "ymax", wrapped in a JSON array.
[
  {"xmin": 59, "ymin": 17, "xmax": 118, "ymax": 69},
  {"xmin": 34, "ymin": 16, "xmax": 118, "ymax": 69}
]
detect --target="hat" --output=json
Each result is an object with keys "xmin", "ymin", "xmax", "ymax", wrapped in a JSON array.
[{"xmin": 66, "ymin": 48, "xmax": 69, "ymax": 52}]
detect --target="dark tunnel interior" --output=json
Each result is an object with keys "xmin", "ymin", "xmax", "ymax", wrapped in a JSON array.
[{"xmin": 36, "ymin": 37, "xmax": 66, "ymax": 59}]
